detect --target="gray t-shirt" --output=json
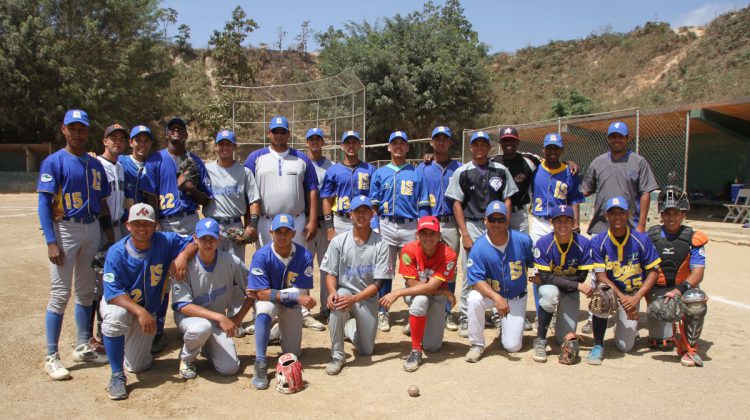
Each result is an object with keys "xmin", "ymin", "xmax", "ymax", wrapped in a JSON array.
[
  {"xmin": 581, "ymin": 151, "xmax": 659, "ymax": 235},
  {"xmin": 320, "ymin": 230, "xmax": 392, "ymax": 296},
  {"xmin": 171, "ymin": 250, "xmax": 248, "ymax": 324},
  {"xmin": 203, "ymin": 161, "xmax": 260, "ymax": 219},
  {"xmin": 312, "ymin": 157, "xmax": 333, "ymax": 217}
]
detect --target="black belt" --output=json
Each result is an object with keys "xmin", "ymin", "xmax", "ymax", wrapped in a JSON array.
[
  {"xmin": 214, "ymin": 216, "xmax": 242, "ymax": 225},
  {"xmin": 380, "ymin": 216, "xmax": 416, "ymax": 224},
  {"xmin": 507, "ymin": 290, "xmax": 528, "ymax": 300},
  {"xmin": 62, "ymin": 215, "xmax": 97, "ymax": 224},
  {"xmin": 263, "ymin": 213, "xmax": 301, "ymax": 219},
  {"xmin": 466, "ymin": 217, "xmax": 483, "ymax": 221},
  {"xmin": 160, "ymin": 210, "xmax": 196, "ymax": 220},
  {"xmin": 436, "ymin": 215, "xmax": 455, "ymax": 223}
]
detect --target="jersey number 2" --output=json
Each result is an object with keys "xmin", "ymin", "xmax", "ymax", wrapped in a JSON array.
[{"xmin": 159, "ymin": 193, "xmax": 176, "ymax": 210}]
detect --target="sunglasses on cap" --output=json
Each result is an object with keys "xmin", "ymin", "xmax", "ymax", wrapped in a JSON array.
[{"xmin": 486, "ymin": 216, "xmax": 507, "ymax": 224}]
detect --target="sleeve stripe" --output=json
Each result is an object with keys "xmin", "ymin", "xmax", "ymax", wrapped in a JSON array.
[
  {"xmin": 593, "ymin": 263, "xmax": 606, "ymax": 269},
  {"xmin": 402, "ymin": 275, "xmax": 417, "ymax": 280},
  {"xmin": 533, "ymin": 264, "xmax": 551, "ymax": 272},
  {"xmin": 577, "ymin": 264, "xmax": 594, "ymax": 270},
  {"xmin": 645, "ymin": 258, "xmax": 661, "ymax": 270}
]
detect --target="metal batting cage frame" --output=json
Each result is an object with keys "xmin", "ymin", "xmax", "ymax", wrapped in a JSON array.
[{"xmin": 222, "ymin": 69, "xmax": 366, "ymax": 161}]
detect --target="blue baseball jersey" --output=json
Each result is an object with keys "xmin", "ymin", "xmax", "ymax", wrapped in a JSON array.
[
  {"xmin": 320, "ymin": 161, "xmax": 375, "ymax": 213},
  {"xmin": 531, "ymin": 162, "xmax": 585, "ymax": 218},
  {"xmin": 466, "ymin": 231, "xmax": 534, "ymax": 299},
  {"xmin": 533, "ymin": 232, "xmax": 594, "ymax": 275},
  {"xmin": 119, "ymin": 155, "xmax": 148, "ymax": 217},
  {"xmin": 247, "ymin": 242, "xmax": 314, "ymax": 292},
  {"xmin": 591, "ymin": 228, "xmax": 662, "ymax": 293},
  {"xmin": 141, "ymin": 149, "xmax": 213, "ymax": 218},
  {"xmin": 102, "ymin": 232, "xmax": 192, "ymax": 313},
  {"xmin": 417, "ymin": 160, "xmax": 462, "ymax": 217},
  {"xmin": 369, "ymin": 163, "xmax": 430, "ymax": 218},
  {"xmin": 37, "ymin": 149, "xmax": 111, "ymax": 218}
]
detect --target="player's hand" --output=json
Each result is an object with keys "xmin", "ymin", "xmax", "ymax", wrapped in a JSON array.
[
  {"xmin": 51, "ymin": 206, "xmax": 64, "ymax": 222},
  {"xmin": 636, "ymin": 223, "xmax": 646, "ymax": 233},
  {"xmin": 326, "ymin": 227, "xmax": 336, "ymax": 242},
  {"xmin": 462, "ymin": 233, "xmax": 474, "ymax": 251},
  {"xmin": 217, "ymin": 315, "xmax": 237, "ymax": 337},
  {"xmin": 170, "ymin": 254, "xmax": 189, "ymax": 281},
  {"xmin": 327, "ymin": 293, "xmax": 339, "ymax": 311},
  {"xmin": 494, "ymin": 296, "xmax": 510, "ymax": 318},
  {"xmin": 619, "ymin": 295, "xmax": 639, "ymax": 314},
  {"xmin": 177, "ymin": 174, "xmax": 195, "ymax": 191},
  {"xmin": 297, "ymin": 294, "xmax": 317, "ymax": 310},
  {"xmin": 230, "ymin": 312, "xmax": 246, "ymax": 327},
  {"xmin": 332, "ymin": 294, "xmax": 355, "ymax": 311},
  {"xmin": 378, "ymin": 292, "xmax": 399, "ymax": 310},
  {"xmin": 445, "ymin": 291, "xmax": 457, "ymax": 309},
  {"xmin": 423, "ymin": 153, "xmax": 435, "ymax": 165},
  {"xmin": 48, "ymin": 243, "xmax": 65, "ymax": 265},
  {"xmin": 244, "ymin": 226, "xmax": 258, "ymax": 243},
  {"xmin": 528, "ymin": 275, "xmax": 541, "ymax": 285},
  {"xmin": 578, "ymin": 282, "xmax": 593, "ymax": 298},
  {"xmin": 664, "ymin": 289, "xmax": 681, "ymax": 302},
  {"xmin": 304, "ymin": 220, "xmax": 317, "ymax": 242},
  {"xmin": 246, "ymin": 289, "xmax": 259, "ymax": 300},
  {"xmin": 567, "ymin": 160, "xmax": 580, "ymax": 175},
  {"xmin": 625, "ymin": 307, "xmax": 639, "ymax": 321},
  {"xmin": 136, "ymin": 310, "xmax": 157, "ymax": 335}
]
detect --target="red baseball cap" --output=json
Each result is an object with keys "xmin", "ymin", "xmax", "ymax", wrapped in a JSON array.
[{"xmin": 417, "ymin": 216, "xmax": 440, "ymax": 233}]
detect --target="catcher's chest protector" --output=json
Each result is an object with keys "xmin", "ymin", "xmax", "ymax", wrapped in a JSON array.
[{"xmin": 648, "ymin": 225, "xmax": 692, "ymax": 287}]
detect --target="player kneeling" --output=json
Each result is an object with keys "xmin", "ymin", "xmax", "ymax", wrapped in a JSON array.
[
  {"xmin": 531, "ymin": 205, "xmax": 593, "ymax": 363},
  {"xmin": 246, "ymin": 214, "xmax": 316, "ymax": 390},
  {"xmin": 646, "ymin": 186, "xmax": 709, "ymax": 367},
  {"xmin": 379, "ymin": 216, "xmax": 457, "ymax": 372},
  {"xmin": 171, "ymin": 218, "xmax": 254, "ymax": 380},
  {"xmin": 321, "ymin": 196, "xmax": 391, "ymax": 375},
  {"xmin": 587, "ymin": 197, "xmax": 661, "ymax": 365},
  {"xmin": 464, "ymin": 201, "xmax": 533, "ymax": 363}
]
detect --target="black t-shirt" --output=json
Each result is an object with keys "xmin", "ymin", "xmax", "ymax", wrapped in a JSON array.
[{"xmin": 492, "ymin": 153, "xmax": 540, "ymax": 207}]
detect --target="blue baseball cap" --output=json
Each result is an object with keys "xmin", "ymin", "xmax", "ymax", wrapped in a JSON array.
[
  {"xmin": 431, "ymin": 126, "xmax": 452, "ymax": 139},
  {"xmin": 607, "ymin": 121, "xmax": 628, "ymax": 137},
  {"xmin": 305, "ymin": 127, "xmax": 324, "ymax": 140},
  {"xmin": 269, "ymin": 116, "xmax": 289, "ymax": 131},
  {"xmin": 544, "ymin": 133, "xmax": 564, "ymax": 148},
  {"xmin": 349, "ymin": 195, "xmax": 373, "ymax": 212},
  {"xmin": 341, "ymin": 130, "xmax": 361, "ymax": 143},
  {"xmin": 271, "ymin": 214, "xmax": 295, "ymax": 231},
  {"xmin": 550, "ymin": 204, "xmax": 575, "ymax": 220},
  {"xmin": 485, "ymin": 200, "xmax": 508, "ymax": 217},
  {"xmin": 195, "ymin": 218, "xmax": 220, "ymax": 239},
  {"xmin": 470, "ymin": 131, "xmax": 490, "ymax": 144},
  {"xmin": 215, "ymin": 129, "xmax": 236, "ymax": 144},
  {"xmin": 166, "ymin": 117, "xmax": 187, "ymax": 130},
  {"xmin": 605, "ymin": 196, "xmax": 629, "ymax": 212},
  {"xmin": 388, "ymin": 131, "xmax": 408, "ymax": 143},
  {"xmin": 64, "ymin": 109, "xmax": 89, "ymax": 126},
  {"xmin": 130, "ymin": 125, "xmax": 153, "ymax": 140}
]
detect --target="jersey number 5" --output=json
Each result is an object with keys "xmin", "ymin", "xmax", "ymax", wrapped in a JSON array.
[{"xmin": 64, "ymin": 192, "xmax": 83, "ymax": 210}]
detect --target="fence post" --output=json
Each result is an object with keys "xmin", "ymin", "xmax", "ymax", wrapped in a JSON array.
[
  {"xmin": 362, "ymin": 90, "xmax": 367, "ymax": 162},
  {"xmin": 635, "ymin": 109, "xmax": 640, "ymax": 154},
  {"xmin": 684, "ymin": 112, "xmax": 690, "ymax": 192}
]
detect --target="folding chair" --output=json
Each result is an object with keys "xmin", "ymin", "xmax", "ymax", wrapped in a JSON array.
[{"xmin": 723, "ymin": 188, "xmax": 750, "ymax": 223}]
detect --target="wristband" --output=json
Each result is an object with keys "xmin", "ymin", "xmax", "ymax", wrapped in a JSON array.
[
  {"xmin": 270, "ymin": 289, "xmax": 278, "ymax": 303},
  {"xmin": 323, "ymin": 214, "xmax": 334, "ymax": 230},
  {"xmin": 279, "ymin": 290, "xmax": 300, "ymax": 304},
  {"xmin": 249, "ymin": 214, "xmax": 259, "ymax": 229}
]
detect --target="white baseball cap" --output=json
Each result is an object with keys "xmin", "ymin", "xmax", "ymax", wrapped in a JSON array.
[{"xmin": 128, "ymin": 203, "xmax": 156, "ymax": 223}]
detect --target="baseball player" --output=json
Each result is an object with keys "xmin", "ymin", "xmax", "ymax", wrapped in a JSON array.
[
  {"xmin": 203, "ymin": 129, "xmax": 261, "ymax": 260},
  {"xmin": 320, "ymin": 130, "xmax": 375, "ymax": 237},
  {"xmin": 492, "ymin": 126, "xmax": 540, "ymax": 233},
  {"xmin": 417, "ymin": 126, "xmax": 462, "ymax": 331},
  {"xmin": 379, "ymin": 216, "xmax": 457, "ymax": 372},
  {"xmin": 531, "ymin": 205, "xmax": 593, "ymax": 362},
  {"xmin": 246, "ymin": 214, "xmax": 316, "ymax": 390},
  {"xmin": 119, "ymin": 125, "xmax": 153, "ymax": 227},
  {"xmin": 464, "ymin": 201, "xmax": 533, "ymax": 363},
  {"xmin": 100, "ymin": 203, "xmax": 195, "ymax": 400},
  {"xmin": 369, "ymin": 130, "xmax": 431, "ymax": 332},
  {"xmin": 320, "ymin": 196, "xmax": 391, "ymax": 376},
  {"xmin": 171, "ymin": 218, "xmax": 254, "ymax": 379},
  {"xmin": 38, "ymin": 109, "xmax": 115, "ymax": 380},
  {"xmin": 445, "ymin": 131, "xmax": 518, "ymax": 337},
  {"xmin": 646, "ymin": 186, "xmax": 709, "ymax": 367},
  {"xmin": 588, "ymin": 196, "xmax": 661, "ymax": 365}
]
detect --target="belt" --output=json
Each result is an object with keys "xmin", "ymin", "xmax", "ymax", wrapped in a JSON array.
[
  {"xmin": 512, "ymin": 204, "xmax": 527, "ymax": 212},
  {"xmin": 160, "ymin": 210, "xmax": 196, "ymax": 220},
  {"xmin": 263, "ymin": 213, "xmax": 301, "ymax": 219},
  {"xmin": 507, "ymin": 290, "xmax": 528, "ymax": 300},
  {"xmin": 335, "ymin": 211, "xmax": 349, "ymax": 217},
  {"xmin": 436, "ymin": 215, "xmax": 455, "ymax": 223},
  {"xmin": 380, "ymin": 216, "xmax": 416, "ymax": 224},
  {"xmin": 62, "ymin": 215, "xmax": 97, "ymax": 224},
  {"xmin": 213, "ymin": 216, "xmax": 242, "ymax": 225}
]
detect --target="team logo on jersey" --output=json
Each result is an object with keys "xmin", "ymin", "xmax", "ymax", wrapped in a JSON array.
[
  {"xmin": 401, "ymin": 253, "xmax": 412, "ymax": 266},
  {"xmin": 514, "ymin": 173, "xmax": 526, "ymax": 183},
  {"xmin": 103, "ymin": 273, "xmax": 115, "ymax": 283},
  {"xmin": 304, "ymin": 266, "xmax": 313, "ymax": 277},
  {"xmin": 41, "ymin": 173, "xmax": 53, "ymax": 182},
  {"xmin": 447, "ymin": 261, "xmax": 455, "ymax": 271},
  {"xmin": 533, "ymin": 247, "xmax": 541, "ymax": 258},
  {"xmin": 489, "ymin": 177, "xmax": 503, "ymax": 191},
  {"xmin": 466, "ymin": 259, "xmax": 474, "ymax": 267},
  {"xmin": 172, "ymin": 284, "xmax": 182, "ymax": 294},
  {"xmin": 251, "ymin": 267, "xmax": 264, "ymax": 276}
]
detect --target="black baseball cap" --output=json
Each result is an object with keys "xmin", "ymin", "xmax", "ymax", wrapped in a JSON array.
[
  {"xmin": 499, "ymin": 126, "xmax": 520, "ymax": 141},
  {"xmin": 104, "ymin": 124, "xmax": 128, "ymax": 138}
]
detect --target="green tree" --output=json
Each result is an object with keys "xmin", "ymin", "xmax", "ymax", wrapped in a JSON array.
[
  {"xmin": 175, "ymin": 23, "xmax": 192, "ymax": 54},
  {"xmin": 156, "ymin": 7, "xmax": 177, "ymax": 40},
  {"xmin": 316, "ymin": 0, "xmax": 490, "ymax": 143},
  {"xmin": 550, "ymin": 89, "xmax": 595, "ymax": 117},
  {"xmin": 208, "ymin": 6, "xmax": 259, "ymax": 86}
]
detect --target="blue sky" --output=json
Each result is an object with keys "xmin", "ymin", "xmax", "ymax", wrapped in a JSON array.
[{"xmin": 162, "ymin": 0, "xmax": 745, "ymax": 53}]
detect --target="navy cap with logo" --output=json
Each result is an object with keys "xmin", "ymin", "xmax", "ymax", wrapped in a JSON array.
[{"xmin": 499, "ymin": 126, "xmax": 520, "ymax": 141}]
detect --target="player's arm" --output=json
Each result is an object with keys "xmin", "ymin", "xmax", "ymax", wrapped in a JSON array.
[
  {"xmin": 637, "ymin": 193, "xmax": 650, "ymax": 233},
  {"xmin": 109, "ymin": 294, "xmax": 156, "ymax": 334},
  {"xmin": 322, "ymin": 197, "xmax": 336, "ymax": 241},
  {"xmin": 179, "ymin": 303, "xmax": 238, "ymax": 337},
  {"xmin": 38, "ymin": 192, "xmax": 64, "ymax": 265},
  {"xmin": 253, "ymin": 288, "xmax": 316, "ymax": 310},
  {"xmin": 170, "ymin": 240, "xmax": 199, "ymax": 281},
  {"xmin": 453, "ymin": 200, "xmax": 472, "ymax": 251},
  {"xmin": 572, "ymin": 203, "xmax": 581, "ymax": 232},
  {"xmin": 474, "ymin": 280, "xmax": 509, "ymax": 317},
  {"xmin": 244, "ymin": 201, "xmax": 260, "ymax": 243},
  {"xmin": 143, "ymin": 192, "xmax": 159, "ymax": 214},
  {"xmin": 99, "ymin": 199, "xmax": 116, "ymax": 245},
  {"xmin": 379, "ymin": 277, "xmax": 448, "ymax": 310},
  {"xmin": 304, "ymin": 188, "xmax": 319, "ymax": 241},
  {"xmin": 182, "ymin": 180, "xmax": 210, "ymax": 206}
]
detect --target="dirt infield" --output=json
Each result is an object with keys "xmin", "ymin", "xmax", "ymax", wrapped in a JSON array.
[{"xmin": 1, "ymin": 193, "xmax": 748, "ymax": 419}]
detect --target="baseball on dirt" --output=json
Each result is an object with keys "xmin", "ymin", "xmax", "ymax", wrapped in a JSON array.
[{"xmin": 408, "ymin": 385, "xmax": 420, "ymax": 397}]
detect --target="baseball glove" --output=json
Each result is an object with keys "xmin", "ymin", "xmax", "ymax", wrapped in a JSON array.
[
  {"xmin": 91, "ymin": 243, "xmax": 111, "ymax": 275},
  {"xmin": 224, "ymin": 226, "xmax": 255, "ymax": 245},
  {"xmin": 275, "ymin": 353, "xmax": 305, "ymax": 394},
  {"xmin": 558, "ymin": 332, "xmax": 580, "ymax": 365},
  {"xmin": 178, "ymin": 157, "xmax": 200, "ymax": 187},
  {"xmin": 648, "ymin": 295, "xmax": 686, "ymax": 323},
  {"xmin": 589, "ymin": 284, "xmax": 618, "ymax": 316}
]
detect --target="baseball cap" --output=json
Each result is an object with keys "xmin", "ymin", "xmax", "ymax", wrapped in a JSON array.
[
  {"xmin": 550, "ymin": 204, "xmax": 575, "ymax": 220},
  {"xmin": 128, "ymin": 203, "xmax": 156, "ymax": 223},
  {"xmin": 485, "ymin": 200, "xmax": 508, "ymax": 217},
  {"xmin": 431, "ymin": 126, "xmax": 452, "ymax": 139},
  {"xmin": 349, "ymin": 195, "xmax": 373, "ymax": 212},
  {"xmin": 388, "ymin": 131, "xmax": 408, "ymax": 143},
  {"xmin": 305, "ymin": 127, "xmax": 324, "ymax": 140},
  {"xmin": 470, "ymin": 131, "xmax": 490, "ymax": 144},
  {"xmin": 271, "ymin": 214, "xmax": 295, "ymax": 231},
  {"xmin": 605, "ymin": 196, "xmax": 629, "ymax": 212},
  {"xmin": 417, "ymin": 216, "xmax": 440, "ymax": 233},
  {"xmin": 215, "ymin": 129, "xmax": 236, "ymax": 144},
  {"xmin": 607, "ymin": 121, "xmax": 628, "ymax": 137},
  {"xmin": 104, "ymin": 124, "xmax": 128, "ymax": 138},
  {"xmin": 341, "ymin": 130, "xmax": 361, "ymax": 143},
  {"xmin": 269, "ymin": 116, "xmax": 289, "ymax": 131},
  {"xmin": 499, "ymin": 126, "xmax": 520, "ymax": 141},
  {"xmin": 130, "ymin": 125, "xmax": 153, "ymax": 140},
  {"xmin": 64, "ymin": 109, "xmax": 89, "ymax": 126},
  {"xmin": 543, "ymin": 133, "xmax": 564, "ymax": 148},
  {"xmin": 195, "ymin": 218, "xmax": 220, "ymax": 239},
  {"xmin": 166, "ymin": 117, "xmax": 187, "ymax": 130}
]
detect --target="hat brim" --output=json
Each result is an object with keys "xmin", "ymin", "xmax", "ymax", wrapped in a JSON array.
[
  {"xmin": 105, "ymin": 128, "xmax": 128, "ymax": 138},
  {"xmin": 499, "ymin": 134, "xmax": 520, "ymax": 141},
  {"xmin": 167, "ymin": 118, "xmax": 187, "ymax": 129},
  {"xmin": 606, "ymin": 205, "xmax": 629, "ymax": 212}
]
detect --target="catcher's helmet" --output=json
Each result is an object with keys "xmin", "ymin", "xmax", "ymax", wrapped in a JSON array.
[{"xmin": 657, "ymin": 185, "xmax": 690, "ymax": 213}]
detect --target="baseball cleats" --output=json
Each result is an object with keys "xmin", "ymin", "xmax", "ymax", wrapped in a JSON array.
[
  {"xmin": 445, "ymin": 313, "xmax": 458, "ymax": 331},
  {"xmin": 179, "ymin": 360, "xmax": 198, "ymax": 380},
  {"xmin": 533, "ymin": 338, "xmax": 548, "ymax": 363},
  {"xmin": 458, "ymin": 317, "xmax": 469, "ymax": 338},
  {"xmin": 587, "ymin": 344, "xmax": 604, "ymax": 365},
  {"xmin": 402, "ymin": 323, "xmax": 411, "ymax": 336},
  {"xmin": 150, "ymin": 333, "xmax": 166, "ymax": 354},
  {"xmin": 45, "ymin": 352, "xmax": 70, "ymax": 380},
  {"xmin": 325, "ymin": 358, "xmax": 345, "ymax": 376},
  {"xmin": 252, "ymin": 360, "xmax": 269, "ymax": 390},
  {"xmin": 377, "ymin": 312, "xmax": 390, "ymax": 332},
  {"xmin": 303, "ymin": 315, "xmax": 325, "ymax": 331},
  {"xmin": 89, "ymin": 337, "xmax": 106, "ymax": 354},
  {"xmin": 245, "ymin": 323, "xmax": 255, "ymax": 335},
  {"xmin": 523, "ymin": 316, "xmax": 533, "ymax": 332},
  {"xmin": 403, "ymin": 350, "xmax": 422, "ymax": 372},
  {"xmin": 581, "ymin": 319, "xmax": 593, "ymax": 334},
  {"xmin": 491, "ymin": 314, "xmax": 503, "ymax": 337},
  {"xmin": 268, "ymin": 324, "xmax": 280, "ymax": 345},
  {"xmin": 465, "ymin": 345, "xmax": 484, "ymax": 363},
  {"xmin": 72, "ymin": 342, "xmax": 108, "ymax": 364},
  {"xmin": 107, "ymin": 371, "xmax": 128, "ymax": 400},
  {"xmin": 234, "ymin": 324, "xmax": 246, "ymax": 338},
  {"xmin": 681, "ymin": 351, "xmax": 703, "ymax": 367}
]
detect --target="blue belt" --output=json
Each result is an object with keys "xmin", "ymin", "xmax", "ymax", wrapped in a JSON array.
[
  {"xmin": 214, "ymin": 216, "xmax": 242, "ymax": 225},
  {"xmin": 62, "ymin": 215, "xmax": 97, "ymax": 224},
  {"xmin": 160, "ymin": 210, "xmax": 196, "ymax": 220},
  {"xmin": 380, "ymin": 216, "xmax": 416, "ymax": 224}
]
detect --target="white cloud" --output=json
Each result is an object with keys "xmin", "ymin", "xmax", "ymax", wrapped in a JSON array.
[{"xmin": 672, "ymin": 2, "xmax": 743, "ymax": 27}]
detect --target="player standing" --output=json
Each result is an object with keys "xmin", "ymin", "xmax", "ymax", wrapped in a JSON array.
[
  {"xmin": 38, "ymin": 109, "xmax": 115, "ymax": 379},
  {"xmin": 119, "ymin": 125, "xmax": 153, "ymax": 226},
  {"xmin": 321, "ymin": 196, "xmax": 391, "ymax": 375},
  {"xmin": 369, "ymin": 130, "xmax": 430, "ymax": 332},
  {"xmin": 492, "ymin": 126, "xmax": 539, "ymax": 233},
  {"xmin": 379, "ymin": 216, "xmax": 457, "ymax": 372}
]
